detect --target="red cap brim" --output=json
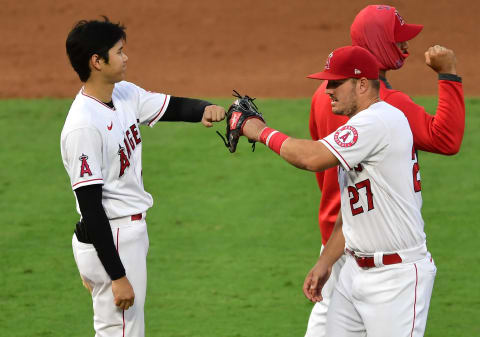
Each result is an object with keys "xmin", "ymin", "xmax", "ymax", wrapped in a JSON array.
[
  {"xmin": 307, "ymin": 71, "xmax": 349, "ymax": 80},
  {"xmin": 395, "ymin": 24, "xmax": 423, "ymax": 42}
]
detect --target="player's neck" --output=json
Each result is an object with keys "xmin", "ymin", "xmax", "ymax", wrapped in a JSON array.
[
  {"xmin": 352, "ymin": 94, "xmax": 381, "ymax": 118},
  {"xmin": 83, "ymin": 79, "xmax": 115, "ymax": 103}
]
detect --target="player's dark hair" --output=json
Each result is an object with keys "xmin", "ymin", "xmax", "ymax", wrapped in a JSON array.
[
  {"xmin": 66, "ymin": 16, "xmax": 126, "ymax": 82},
  {"xmin": 370, "ymin": 79, "xmax": 380, "ymax": 91}
]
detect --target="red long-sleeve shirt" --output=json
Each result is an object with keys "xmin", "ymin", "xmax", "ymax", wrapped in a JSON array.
[{"xmin": 309, "ymin": 75, "xmax": 465, "ymax": 245}]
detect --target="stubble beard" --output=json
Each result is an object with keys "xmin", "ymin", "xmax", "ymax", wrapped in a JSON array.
[{"xmin": 333, "ymin": 90, "xmax": 358, "ymax": 117}]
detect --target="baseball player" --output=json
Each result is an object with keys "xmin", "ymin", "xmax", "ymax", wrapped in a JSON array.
[
  {"xmin": 305, "ymin": 5, "xmax": 465, "ymax": 336},
  {"xmin": 60, "ymin": 18, "xmax": 225, "ymax": 337},
  {"xmin": 238, "ymin": 45, "xmax": 437, "ymax": 337}
]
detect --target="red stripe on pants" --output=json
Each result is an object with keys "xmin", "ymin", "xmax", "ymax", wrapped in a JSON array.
[
  {"xmin": 410, "ymin": 264, "xmax": 418, "ymax": 337},
  {"xmin": 115, "ymin": 229, "xmax": 126, "ymax": 337}
]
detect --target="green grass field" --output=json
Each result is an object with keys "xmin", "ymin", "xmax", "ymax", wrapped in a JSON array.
[{"xmin": 0, "ymin": 97, "xmax": 478, "ymax": 337}]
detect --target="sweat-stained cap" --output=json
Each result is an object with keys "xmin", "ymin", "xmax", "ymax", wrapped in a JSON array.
[
  {"xmin": 307, "ymin": 46, "xmax": 379, "ymax": 81},
  {"xmin": 393, "ymin": 9, "xmax": 423, "ymax": 42}
]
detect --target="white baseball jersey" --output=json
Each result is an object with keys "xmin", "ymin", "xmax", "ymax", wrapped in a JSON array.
[
  {"xmin": 320, "ymin": 101, "xmax": 425, "ymax": 253},
  {"xmin": 60, "ymin": 81, "xmax": 170, "ymax": 219}
]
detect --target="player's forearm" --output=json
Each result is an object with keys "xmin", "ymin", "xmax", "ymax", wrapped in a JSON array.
[
  {"xmin": 408, "ymin": 76, "xmax": 464, "ymax": 155},
  {"xmin": 279, "ymin": 138, "xmax": 339, "ymax": 172},
  {"xmin": 414, "ymin": 46, "xmax": 465, "ymax": 155},
  {"xmin": 160, "ymin": 96, "xmax": 212, "ymax": 122},
  {"xmin": 318, "ymin": 212, "xmax": 345, "ymax": 267},
  {"xmin": 245, "ymin": 119, "xmax": 339, "ymax": 172},
  {"xmin": 75, "ymin": 185, "xmax": 126, "ymax": 280},
  {"xmin": 433, "ymin": 75, "xmax": 465, "ymax": 154}
]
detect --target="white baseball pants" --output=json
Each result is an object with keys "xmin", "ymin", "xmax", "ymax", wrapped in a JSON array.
[
  {"xmin": 326, "ymin": 251, "xmax": 436, "ymax": 337},
  {"xmin": 72, "ymin": 215, "xmax": 149, "ymax": 337}
]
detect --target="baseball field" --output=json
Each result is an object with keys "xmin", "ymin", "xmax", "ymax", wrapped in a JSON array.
[
  {"xmin": 1, "ymin": 0, "xmax": 479, "ymax": 336},
  {"xmin": 0, "ymin": 97, "xmax": 478, "ymax": 336}
]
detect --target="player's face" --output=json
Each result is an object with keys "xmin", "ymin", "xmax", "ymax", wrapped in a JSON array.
[
  {"xmin": 325, "ymin": 79, "xmax": 358, "ymax": 118},
  {"xmin": 396, "ymin": 41, "xmax": 409, "ymax": 54},
  {"xmin": 103, "ymin": 39, "xmax": 128, "ymax": 83}
]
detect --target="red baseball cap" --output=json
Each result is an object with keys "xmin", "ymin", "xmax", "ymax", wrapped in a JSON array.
[
  {"xmin": 393, "ymin": 9, "xmax": 423, "ymax": 42},
  {"xmin": 307, "ymin": 46, "xmax": 379, "ymax": 81}
]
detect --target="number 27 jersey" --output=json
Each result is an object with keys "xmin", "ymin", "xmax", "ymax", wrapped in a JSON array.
[{"xmin": 320, "ymin": 101, "xmax": 425, "ymax": 253}]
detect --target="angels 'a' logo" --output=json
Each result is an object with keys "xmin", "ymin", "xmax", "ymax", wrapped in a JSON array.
[
  {"xmin": 118, "ymin": 145, "xmax": 130, "ymax": 177},
  {"xmin": 79, "ymin": 154, "xmax": 92, "ymax": 177},
  {"xmin": 325, "ymin": 52, "xmax": 333, "ymax": 70},
  {"xmin": 334, "ymin": 125, "xmax": 358, "ymax": 148}
]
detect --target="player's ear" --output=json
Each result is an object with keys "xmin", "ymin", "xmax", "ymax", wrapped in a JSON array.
[
  {"xmin": 90, "ymin": 54, "xmax": 103, "ymax": 71},
  {"xmin": 357, "ymin": 77, "xmax": 369, "ymax": 94}
]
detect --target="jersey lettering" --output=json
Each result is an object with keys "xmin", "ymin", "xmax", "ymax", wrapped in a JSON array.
[
  {"xmin": 118, "ymin": 145, "xmax": 130, "ymax": 177},
  {"xmin": 130, "ymin": 124, "xmax": 141, "ymax": 145},
  {"xmin": 79, "ymin": 154, "xmax": 92, "ymax": 177},
  {"xmin": 126, "ymin": 130, "xmax": 136, "ymax": 150},
  {"xmin": 412, "ymin": 146, "xmax": 422, "ymax": 192},
  {"xmin": 348, "ymin": 179, "xmax": 374, "ymax": 216},
  {"xmin": 123, "ymin": 138, "xmax": 132, "ymax": 158},
  {"xmin": 122, "ymin": 124, "xmax": 141, "ymax": 159}
]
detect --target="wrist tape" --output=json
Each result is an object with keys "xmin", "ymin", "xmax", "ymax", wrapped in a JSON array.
[{"xmin": 259, "ymin": 127, "xmax": 289, "ymax": 155}]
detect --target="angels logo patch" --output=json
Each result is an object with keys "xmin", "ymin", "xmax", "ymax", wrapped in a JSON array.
[
  {"xmin": 334, "ymin": 125, "xmax": 358, "ymax": 148},
  {"xmin": 79, "ymin": 153, "xmax": 92, "ymax": 177}
]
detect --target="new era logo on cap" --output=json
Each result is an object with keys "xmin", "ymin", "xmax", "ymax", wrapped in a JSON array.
[{"xmin": 307, "ymin": 46, "xmax": 379, "ymax": 81}]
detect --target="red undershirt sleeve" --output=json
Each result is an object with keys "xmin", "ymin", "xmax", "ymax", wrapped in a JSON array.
[{"xmin": 384, "ymin": 74, "xmax": 464, "ymax": 155}]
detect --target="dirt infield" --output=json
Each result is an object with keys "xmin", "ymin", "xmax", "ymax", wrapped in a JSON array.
[{"xmin": 0, "ymin": 0, "xmax": 478, "ymax": 98}]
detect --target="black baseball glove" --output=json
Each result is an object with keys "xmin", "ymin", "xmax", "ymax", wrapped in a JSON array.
[{"xmin": 216, "ymin": 90, "xmax": 265, "ymax": 153}]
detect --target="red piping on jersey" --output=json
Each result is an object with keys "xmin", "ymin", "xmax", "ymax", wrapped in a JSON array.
[
  {"xmin": 321, "ymin": 139, "xmax": 352, "ymax": 170},
  {"xmin": 410, "ymin": 263, "xmax": 418, "ymax": 337},
  {"xmin": 81, "ymin": 89, "xmax": 116, "ymax": 111},
  {"xmin": 148, "ymin": 95, "xmax": 168, "ymax": 126},
  {"xmin": 72, "ymin": 178, "xmax": 103, "ymax": 188}
]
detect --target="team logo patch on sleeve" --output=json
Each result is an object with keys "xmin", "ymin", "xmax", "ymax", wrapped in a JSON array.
[
  {"xmin": 79, "ymin": 154, "xmax": 92, "ymax": 177},
  {"xmin": 334, "ymin": 125, "xmax": 358, "ymax": 148}
]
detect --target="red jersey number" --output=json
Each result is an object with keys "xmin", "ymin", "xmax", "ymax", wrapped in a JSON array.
[
  {"xmin": 348, "ymin": 179, "xmax": 374, "ymax": 216},
  {"xmin": 412, "ymin": 146, "xmax": 422, "ymax": 192}
]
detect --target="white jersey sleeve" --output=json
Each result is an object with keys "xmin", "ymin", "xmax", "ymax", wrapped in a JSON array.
[
  {"xmin": 114, "ymin": 81, "xmax": 170, "ymax": 127},
  {"xmin": 320, "ymin": 112, "xmax": 389, "ymax": 171},
  {"xmin": 137, "ymin": 85, "xmax": 171, "ymax": 127},
  {"xmin": 62, "ymin": 127, "xmax": 104, "ymax": 190}
]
